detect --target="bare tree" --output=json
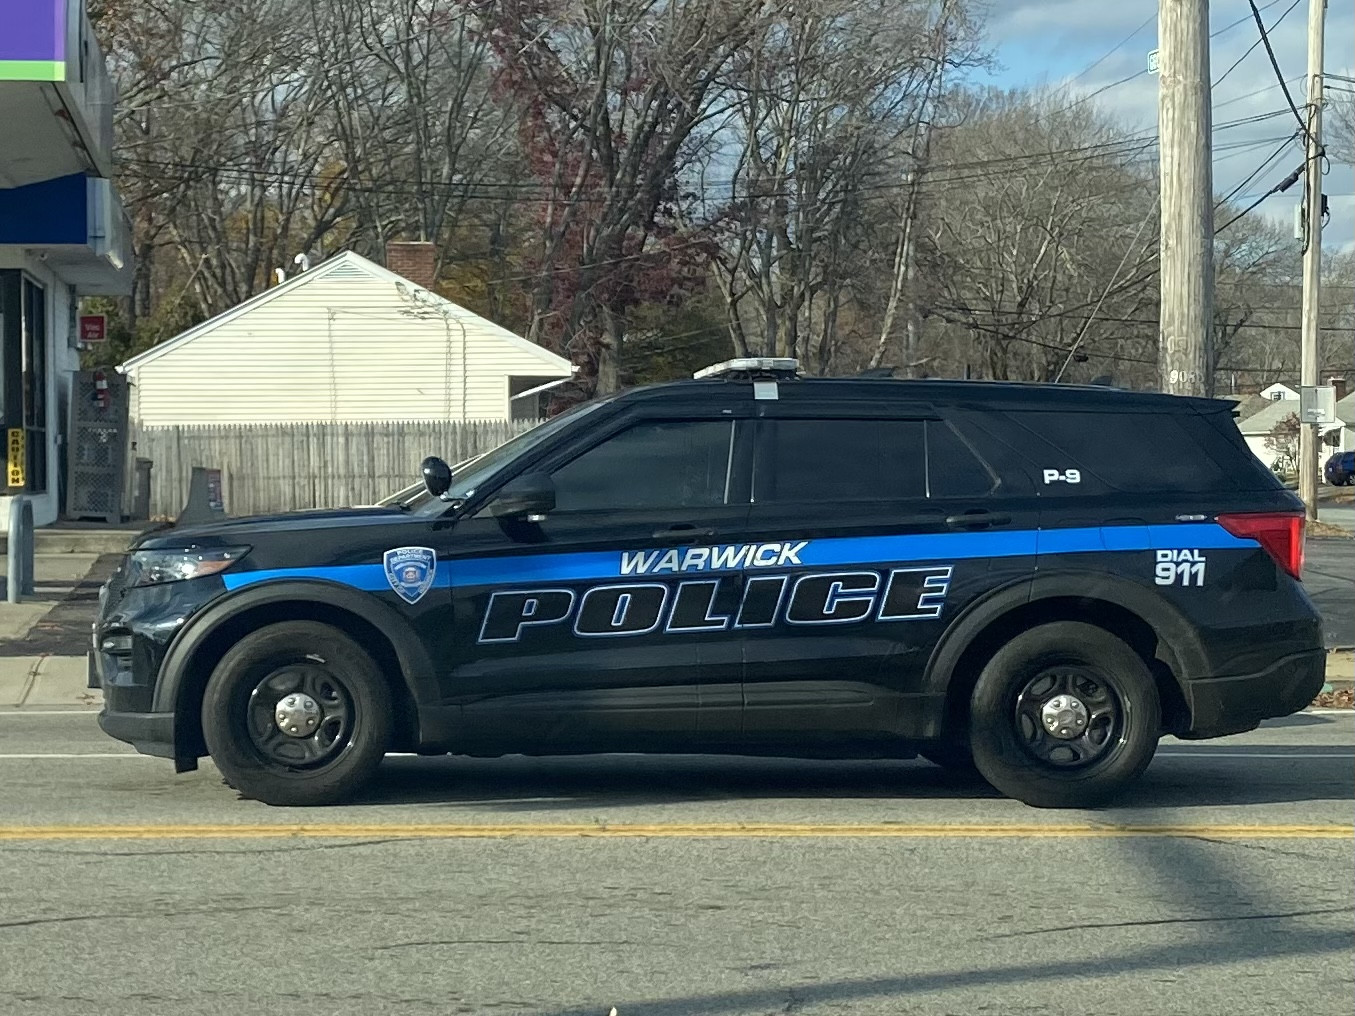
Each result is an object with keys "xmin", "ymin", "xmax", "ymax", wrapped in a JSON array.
[
  {"xmin": 470, "ymin": 0, "xmax": 766, "ymax": 396},
  {"xmin": 306, "ymin": 0, "xmax": 521, "ymax": 272},
  {"xmin": 106, "ymin": 0, "xmax": 344, "ymax": 316},
  {"xmin": 1327, "ymin": 88, "xmax": 1355, "ymax": 165},
  {"xmin": 919, "ymin": 90, "xmax": 1162, "ymax": 384},
  {"xmin": 707, "ymin": 0, "xmax": 983, "ymax": 371}
]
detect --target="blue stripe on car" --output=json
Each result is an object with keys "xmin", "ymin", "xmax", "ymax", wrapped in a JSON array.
[{"xmin": 219, "ymin": 523, "xmax": 1254, "ymax": 593}]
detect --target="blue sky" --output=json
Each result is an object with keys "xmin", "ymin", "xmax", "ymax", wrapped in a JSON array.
[{"xmin": 978, "ymin": 0, "xmax": 1355, "ymax": 251}]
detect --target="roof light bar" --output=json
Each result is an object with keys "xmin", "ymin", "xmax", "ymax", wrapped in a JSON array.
[{"xmin": 693, "ymin": 357, "xmax": 801, "ymax": 380}]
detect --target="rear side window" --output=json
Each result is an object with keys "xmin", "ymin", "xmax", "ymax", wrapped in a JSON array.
[
  {"xmin": 1006, "ymin": 410, "xmax": 1235, "ymax": 493},
  {"xmin": 928, "ymin": 420, "xmax": 1000, "ymax": 497},
  {"xmin": 758, "ymin": 419, "xmax": 927, "ymax": 502}
]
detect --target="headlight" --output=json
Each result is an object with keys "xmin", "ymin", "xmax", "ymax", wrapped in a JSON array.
[{"xmin": 125, "ymin": 546, "xmax": 250, "ymax": 587}]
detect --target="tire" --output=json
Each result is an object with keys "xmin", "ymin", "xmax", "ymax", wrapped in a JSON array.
[
  {"xmin": 201, "ymin": 620, "xmax": 394, "ymax": 807},
  {"xmin": 968, "ymin": 621, "xmax": 1160, "ymax": 809}
]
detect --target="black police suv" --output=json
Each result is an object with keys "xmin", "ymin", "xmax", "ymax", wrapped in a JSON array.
[{"xmin": 92, "ymin": 359, "xmax": 1325, "ymax": 809}]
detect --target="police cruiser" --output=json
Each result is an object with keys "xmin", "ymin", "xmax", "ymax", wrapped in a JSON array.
[{"xmin": 90, "ymin": 358, "xmax": 1325, "ymax": 808}]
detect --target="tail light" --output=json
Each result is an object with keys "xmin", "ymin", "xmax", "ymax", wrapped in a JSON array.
[{"xmin": 1216, "ymin": 511, "xmax": 1305, "ymax": 580}]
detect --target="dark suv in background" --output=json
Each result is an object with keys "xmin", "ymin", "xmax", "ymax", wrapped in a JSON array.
[
  {"xmin": 92, "ymin": 359, "xmax": 1325, "ymax": 809},
  {"xmin": 1325, "ymin": 451, "xmax": 1354, "ymax": 486}
]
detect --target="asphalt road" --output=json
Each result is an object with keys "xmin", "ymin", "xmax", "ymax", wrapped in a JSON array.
[
  {"xmin": 0, "ymin": 712, "xmax": 1351, "ymax": 1016},
  {"xmin": 1305, "ymin": 538, "xmax": 1355, "ymax": 648}
]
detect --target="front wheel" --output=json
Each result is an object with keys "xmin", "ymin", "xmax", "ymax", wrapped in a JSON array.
[
  {"xmin": 968, "ymin": 622, "xmax": 1160, "ymax": 809},
  {"xmin": 201, "ymin": 621, "xmax": 394, "ymax": 807}
]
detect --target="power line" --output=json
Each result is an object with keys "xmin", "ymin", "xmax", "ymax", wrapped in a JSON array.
[
  {"xmin": 1068, "ymin": 12, "xmax": 1156, "ymax": 83},
  {"xmin": 1247, "ymin": 0, "xmax": 1314, "ymax": 140},
  {"xmin": 1029, "ymin": 0, "xmax": 1290, "ymax": 127},
  {"xmin": 115, "ymin": 114, "xmax": 1294, "ymax": 209},
  {"xmin": 1218, "ymin": 132, "xmax": 1300, "ymax": 206},
  {"xmin": 1216, "ymin": 0, "xmax": 1304, "ymax": 88},
  {"xmin": 1215, "ymin": 158, "xmax": 1307, "ymax": 233}
]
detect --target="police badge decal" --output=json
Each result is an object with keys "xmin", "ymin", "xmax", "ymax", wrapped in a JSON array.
[{"xmin": 383, "ymin": 547, "xmax": 437, "ymax": 604}]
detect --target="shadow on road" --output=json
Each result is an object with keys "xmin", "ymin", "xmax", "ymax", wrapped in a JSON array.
[
  {"xmin": 532, "ymin": 925, "xmax": 1354, "ymax": 1016},
  {"xmin": 338, "ymin": 747, "xmax": 1354, "ymax": 811},
  {"xmin": 1261, "ymin": 712, "xmax": 1345, "ymax": 728}
]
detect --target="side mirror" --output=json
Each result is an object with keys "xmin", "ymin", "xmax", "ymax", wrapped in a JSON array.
[
  {"xmin": 421, "ymin": 456, "xmax": 453, "ymax": 498},
  {"xmin": 489, "ymin": 472, "xmax": 555, "ymax": 521}
]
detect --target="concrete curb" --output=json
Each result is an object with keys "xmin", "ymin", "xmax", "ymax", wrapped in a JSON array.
[
  {"xmin": 0, "ymin": 530, "xmax": 140, "ymax": 556},
  {"xmin": 0, "ymin": 655, "xmax": 99, "ymax": 709}
]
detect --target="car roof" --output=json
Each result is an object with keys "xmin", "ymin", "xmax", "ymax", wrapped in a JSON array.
[{"xmin": 613, "ymin": 376, "xmax": 1228, "ymax": 414}]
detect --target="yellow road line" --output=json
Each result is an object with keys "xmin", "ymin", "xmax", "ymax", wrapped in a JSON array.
[{"xmin": 0, "ymin": 823, "xmax": 1349, "ymax": 841}]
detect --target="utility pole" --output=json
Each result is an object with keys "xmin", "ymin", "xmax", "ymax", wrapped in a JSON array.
[
  {"xmin": 1298, "ymin": 0, "xmax": 1326, "ymax": 522},
  {"xmin": 1157, "ymin": 0, "xmax": 1214, "ymax": 398}
]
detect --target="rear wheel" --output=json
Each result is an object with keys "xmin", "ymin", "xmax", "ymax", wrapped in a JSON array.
[
  {"xmin": 201, "ymin": 621, "xmax": 393, "ymax": 807},
  {"xmin": 968, "ymin": 622, "xmax": 1160, "ymax": 809}
]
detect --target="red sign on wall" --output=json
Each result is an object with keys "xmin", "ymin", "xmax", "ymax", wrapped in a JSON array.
[{"xmin": 79, "ymin": 315, "xmax": 107, "ymax": 342}]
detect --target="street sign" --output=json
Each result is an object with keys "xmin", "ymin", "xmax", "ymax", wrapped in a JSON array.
[
  {"xmin": 1147, "ymin": 49, "xmax": 1160, "ymax": 74},
  {"xmin": 1300, "ymin": 385, "xmax": 1336, "ymax": 425},
  {"xmin": 79, "ymin": 314, "xmax": 107, "ymax": 342}
]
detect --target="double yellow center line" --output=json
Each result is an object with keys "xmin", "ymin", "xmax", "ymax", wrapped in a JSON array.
[{"xmin": 0, "ymin": 822, "xmax": 1349, "ymax": 841}]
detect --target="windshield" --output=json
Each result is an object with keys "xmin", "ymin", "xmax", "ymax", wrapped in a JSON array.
[{"xmin": 410, "ymin": 400, "xmax": 607, "ymax": 516}]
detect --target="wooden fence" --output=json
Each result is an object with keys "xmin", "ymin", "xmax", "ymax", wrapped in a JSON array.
[{"xmin": 133, "ymin": 420, "xmax": 541, "ymax": 518}]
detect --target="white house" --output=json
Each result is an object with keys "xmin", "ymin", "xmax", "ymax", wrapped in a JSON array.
[
  {"xmin": 1237, "ymin": 395, "xmax": 1350, "ymax": 473},
  {"xmin": 1337, "ymin": 392, "xmax": 1355, "ymax": 457},
  {"xmin": 1259, "ymin": 382, "xmax": 1300, "ymax": 402},
  {"xmin": 1, "ymin": 0, "xmax": 133, "ymax": 529},
  {"xmin": 118, "ymin": 250, "xmax": 574, "ymax": 426}
]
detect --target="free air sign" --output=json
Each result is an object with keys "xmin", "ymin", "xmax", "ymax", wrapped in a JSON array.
[{"xmin": 79, "ymin": 315, "xmax": 107, "ymax": 342}]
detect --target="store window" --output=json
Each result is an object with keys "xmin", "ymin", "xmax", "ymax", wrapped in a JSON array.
[{"xmin": 0, "ymin": 271, "xmax": 48, "ymax": 494}]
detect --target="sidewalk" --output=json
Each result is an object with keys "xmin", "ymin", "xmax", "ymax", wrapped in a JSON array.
[
  {"xmin": 0, "ymin": 654, "xmax": 99, "ymax": 710},
  {"xmin": 0, "ymin": 552, "xmax": 121, "ymax": 651}
]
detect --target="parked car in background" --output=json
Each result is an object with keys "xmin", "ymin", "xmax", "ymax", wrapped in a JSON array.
[{"xmin": 1324, "ymin": 451, "xmax": 1354, "ymax": 486}]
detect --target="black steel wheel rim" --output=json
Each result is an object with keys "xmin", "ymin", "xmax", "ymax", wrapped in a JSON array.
[
  {"xmin": 245, "ymin": 661, "xmax": 355, "ymax": 769},
  {"xmin": 1012, "ymin": 664, "xmax": 1124, "ymax": 769}
]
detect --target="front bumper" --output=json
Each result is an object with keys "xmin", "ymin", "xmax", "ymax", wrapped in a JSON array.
[
  {"xmin": 1179, "ymin": 648, "xmax": 1327, "ymax": 739},
  {"xmin": 90, "ymin": 646, "xmax": 177, "ymax": 759},
  {"xmin": 96, "ymin": 706, "xmax": 177, "ymax": 759}
]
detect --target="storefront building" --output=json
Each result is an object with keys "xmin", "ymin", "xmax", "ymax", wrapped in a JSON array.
[{"xmin": 0, "ymin": 0, "xmax": 133, "ymax": 528}]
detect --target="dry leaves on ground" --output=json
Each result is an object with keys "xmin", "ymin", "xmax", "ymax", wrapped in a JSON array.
[{"xmin": 1312, "ymin": 688, "xmax": 1354, "ymax": 708}]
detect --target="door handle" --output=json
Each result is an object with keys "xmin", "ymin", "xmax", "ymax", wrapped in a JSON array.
[
  {"xmin": 945, "ymin": 510, "xmax": 1011, "ymax": 530},
  {"xmin": 653, "ymin": 524, "xmax": 716, "ymax": 543}
]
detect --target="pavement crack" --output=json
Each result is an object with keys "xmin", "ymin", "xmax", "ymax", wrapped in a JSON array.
[
  {"xmin": 15, "ymin": 655, "xmax": 45, "ymax": 708},
  {"xmin": 1182, "ymin": 835, "xmax": 1340, "ymax": 861},
  {"xmin": 984, "ymin": 905, "xmax": 1355, "ymax": 940},
  {"xmin": 0, "ymin": 903, "xmax": 283, "ymax": 931},
  {"xmin": 373, "ymin": 938, "xmax": 647, "ymax": 952}
]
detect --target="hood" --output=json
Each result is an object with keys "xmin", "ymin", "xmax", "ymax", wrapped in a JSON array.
[{"xmin": 132, "ymin": 507, "xmax": 407, "ymax": 551}]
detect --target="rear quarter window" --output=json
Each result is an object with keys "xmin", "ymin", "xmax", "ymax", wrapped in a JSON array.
[{"xmin": 1001, "ymin": 409, "xmax": 1239, "ymax": 494}]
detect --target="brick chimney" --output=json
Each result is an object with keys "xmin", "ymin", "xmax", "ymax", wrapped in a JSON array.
[
  {"xmin": 1328, "ymin": 376, "xmax": 1348, "ymax": 401},
  {"xmin": 385, "ymin": 240, "xmax": 437, "ymax": 291}
]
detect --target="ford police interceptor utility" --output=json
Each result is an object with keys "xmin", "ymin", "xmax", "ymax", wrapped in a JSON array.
[{"xmin": 91, "ymin": 359, "xmax": 1325, "ymax": 808}]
